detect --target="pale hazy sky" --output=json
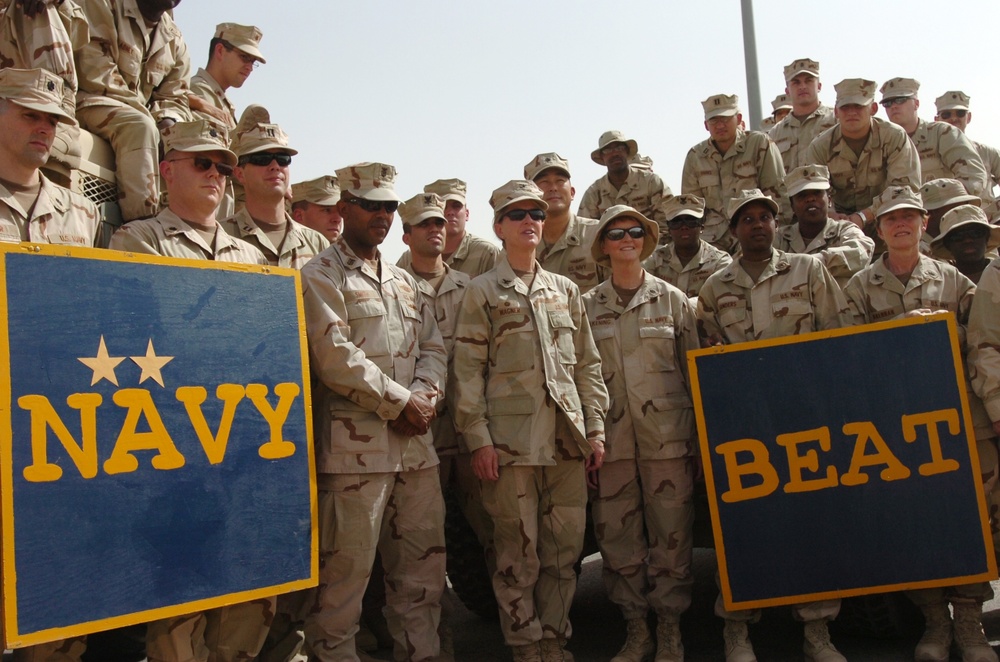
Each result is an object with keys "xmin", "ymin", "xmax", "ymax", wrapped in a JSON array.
[{"xmin": 174, "ymin": 1, "xmax": 1000, "ymax": 261}]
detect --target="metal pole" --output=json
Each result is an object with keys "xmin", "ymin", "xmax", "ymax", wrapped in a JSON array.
[{"xmin": 741, "ymin": 0, "xmax": 763, "ymax": 130}]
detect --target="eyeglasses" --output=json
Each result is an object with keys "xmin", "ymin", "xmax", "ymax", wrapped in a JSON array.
[
  {"xmin": 415, "ymin": 218, "xmax": 446, "ymax": 229},
  {"xmin": 880, "ymin": 97, "xmax": 911, "ymax": 108},
  {"xmin": 347, "ymin": 198, "xmax": 399, "ymax": 213},
  {"xmin": 503, "ymin": 209, "xmax": 546, "ymax": 222},
  {"xmin": 603, "ymin": 227, "xmax": 646, "ymax": 241},
  {"xmin": 666, "ymin": 217, "xmax": 702, "ymax": 230},
  {"xmin": 938, "ymin": 109, "xmax": 968, "ymax": 120},
  {"xmin": 241, "ymin": 152, "xmax": 292, "ymax": 167},
  {"xmin": 167, "ymin": 156, "xmax": 234, "ymax": 177},
  {"xmin": 600, "ymin": 143, "xmax": 628, "ymax": 156},
  {"xmin": 223, "ymin": 43, "xmax": 260, "ymax": 69}
]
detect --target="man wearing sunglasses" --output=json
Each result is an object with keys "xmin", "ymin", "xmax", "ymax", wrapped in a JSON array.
[
  {"xmin": 190, "ymin": 23, "xmax": 265, "ymax": 131},
  {"xmin": 301, "ymin": 162, "xmax": 447, "ymax": 662},
  {"xmin": 880, "ymin": 78, "xmax": 989, "ymax": 204},
  {"xmin": 221, "ymin": 108, "xmax": 327, "ymax": 269},
  {"xmin": 770, "ymin": 58, "xmax": 838, "ymax": 172},
  {"xmin": 935, "ymin": 91, "xmax": 1000, "ymax": 200}
]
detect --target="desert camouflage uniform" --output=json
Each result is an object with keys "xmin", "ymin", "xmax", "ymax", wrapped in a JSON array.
[
  {"xmin": 397, "ymin": 231, "xmax": 499, "ymax": 279},
  {"xmin": 909, "ymin": 119, "xmax": 990, "ymax": 199},
  {"xmin": 536, "ymin": 212, "xmax": 608, "ymax": 292},
  {"xmin": 300, "ymin": 240, "xmax": 447, "ymax": 662},
  {"xmin": 189, "ymin": 67, "xmax": 236, "ymax": 129},
  {"xmin": 643, "ymin": 239, "xmax": 732, "ymax": 301},
  {"xmin": 681, "ymin": 130, "xmax": 787, "ymax": 253},
  {"xmin": 583, "ymin": 272, "xmax": 700, "ymax": 620},
  {"xmin": 452, "ymin": 254, "xmax": 608, "ymax": 647},
  {"xmin": 773, "ymin": 217, "xmax": 874, "ymax": 289},
  {"xmin": 109, "ymin": 208, "xmax": 267, "ymax": 264},
  {"xmin": 578, "ymin": 168, "xmax": 670, "ymax": 234},
  {"xmin": 769, "ymin": 104, "xmax": 837, "ymax": 172},
  {"xmin": 848, "ymin": 254, "xmax": 995, "ymax": 604},
  {"xmin": 220, "ymin": 208, "xmax": 327, "ymax": 269},
  {"xmin": 805, "ymin": 117, "xmax": 921, "ymax": 215},
  {"xmin": 975, "ymin": 141, "xmax": 1000, "ymax": 189},
  {"xmin": 0, "ymin": 172, "xmax": 108, "ymax": 246},
  {"xmin": 74, "ymin": 0, "xmax": 192, "ymax": 221}
]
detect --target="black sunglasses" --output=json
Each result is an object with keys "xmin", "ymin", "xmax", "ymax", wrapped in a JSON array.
[
  {"xmin": 348, "ymin": 198, "xmax": 399, "ymax": 213},
  {"xmin": 241, "ymin": 152, "xmax": 293, "ymax": 167},
  {"xmin": 666, "ymin": 218, "xmax": 702, "ymax": 230},
  {"xmin": 880, "ymin": 97, "xmax": 911, "ymax": 108},
  {"xmin": 503, "ymin": 209, "xmax": 546, "ymax": 222},
  {"xmin": 168, "ymin": 156, "xmax": 234, "ymax": 177},
  {"xmin": 938, "ymin": 109, "xmax": 968, "ymax": 120},
  {"xmin": 603, "ymin": 227, "xmax": 646, "ymax": 241}
]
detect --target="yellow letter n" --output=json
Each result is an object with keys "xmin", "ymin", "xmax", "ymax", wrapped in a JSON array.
[{"xmin": 18, "ymin": 393, "xmax": 102, "ymax": 482}]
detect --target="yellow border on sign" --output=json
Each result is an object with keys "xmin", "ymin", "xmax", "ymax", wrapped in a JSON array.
[
  {"xmin": 687, "ymin": 313, "xmax": 997, "ymax": 612},
  {"xmin": 0, "ymin": 242, "xmax": 319, "ymax": 648}
]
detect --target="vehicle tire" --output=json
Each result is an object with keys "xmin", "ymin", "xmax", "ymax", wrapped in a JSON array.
[{"xmin": 443, "ymin": 487, "xmax": 498, "ymax": 620}]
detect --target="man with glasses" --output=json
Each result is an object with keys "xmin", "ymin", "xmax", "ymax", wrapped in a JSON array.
[
  {"xmin": 935, "ymin": 91, "xmax": 1000, "ymax": 198},
  {"xmin": 578, "ymin": 130, "xmax": 671, "ymax": 237},
  {"xmin": 880, "ymin": 78, "xmax": 989, "ymax": 203},
  {"xmin": 301, "ymin": 162, "xmax": 447, "ymax": 662},
  {"xmin": 770, "ymin": 58, "xmax": 838, "ymax": 172},
  {"xmin": 221, "ymin": 105, "xmax": 327, "ymax": 268},
  {"xmin": 189, "ymin": 23, "xmax": 264, "ymax": 131},
  {"xmin": 681, "ymin": 94, "xmax": 786, "ymax": 254}
]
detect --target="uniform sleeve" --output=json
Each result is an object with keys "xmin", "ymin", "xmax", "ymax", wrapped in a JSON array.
[
  {"xmin": 300, "ymin": 264, "xmax": 412, "ymax": 421},
  {"xmin": 755, "ymin": 134, "xmax": 787, "ymax": 209},
  {"xmin": 969, "ymin": 260, "xmax": 1000, "ymax": 421},
  {"xmin": 816, "ymin": 223, "xmax": 874, "ymax": 282},
  {"xmin": 409, "ymin": 286, "xmax": 447, "ymax": 406},
  {"xmin": 73, "ymin": 0, "xmax": 138, "ymax": 105},
  {"xmin": 646, "ymin": 172, "xmax": 670, "ymax": 224},
  {"xmin": 680, "ymin": 149, "xmax": 700, "ymax": 195},
  {"xmin": 842, "ymin": 271, "xmax": 872, "ymax": 326},
  {"xmin": 577, "ymin": 181, "xmax": 600, "ymax": 220},
  {"xmin": 568, "ymin": 283, "xmax": 609, "ymax": 447},
  {"xmin": 884, "ymin": 125, "xmax": 922, "ymax": 191},
  {"xmin": 809, "ymin": 260, "xmax": 852, "ymax": 331},
  {"xmin": 108, "ymin": 221, "xmax": 159, "ymax": 254},
  {"xmin": 695, "ymin": 277, "xmax": 724, "ymax": 342},
  {"xmin": 937, "ymin": 124, "xmax": 989, "ymax": 198},
  {"xmin": 675, "ymin": 292, "xmax": 702, "ymax": 397},
  {"xmin": 452, "ymin": 282, "xmax": 493, "ymax": 453},
  {"xmin": 803, "ymin": 130, "xmax": 829, "ymax": 168},
  {"xmin": 147, "ymin": 23, "xmax": 190, "ymax": 123}
]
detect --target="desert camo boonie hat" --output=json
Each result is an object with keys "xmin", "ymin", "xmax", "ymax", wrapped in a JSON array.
[
  {"xmin": 424, "ymin": 178, "xmax": 466, "ymax": 204},
  {"xmin": 0, "ymin": 67, "xmax": 73, "ymax": 123},
  {"xmin": 399, "ymin": 192, "xmax": 446, "ymax": 227},
  {"xmin": 873, "ymin": 186, "xmax": 926, "ymax": 218},
  {"xmin": 703, "ymin": 94, "xmax": 740, "ymax": 120},
  {"xmin": 935, "ymin": 91, "xmax": 971, "ymax": 113},
  {"xmin": 489, "ymin": 180, "xmax": 547, "ymax": 223},
  {"xmin": 783, "ymin": 58, "xmax": 820, "ymax": 82},
  {"xmin": 592, "ymin": 205, "xmax": 659, "ymax": 266},
  {"xmin": 662, "ymin": 194, "xmax": 706, "ymax": 221},
  {"xmin": 591, "ymin": 130, "xmax": 639, "ymax": 164},
  {"xmin": 215, "ymin": 23, "xmax": 266, "ymax": 63},
  {"xmin": 161, "ymin": 119, "xmax": 237, "ymax": 165},
  {"xmin": 834, "ymin": 79, "xmax": 877, "ymax": 108},
  {"xmin": 292, "ymin": 175, "xmax": 340, "ymax": 206},
  {"xmin": 931, "ymin": 205, "xmax": 1000, "ymax": 259},
  {"xmin": 727, "ymin": 189, "xmax": 780, "ymax": 225},
  {"xmin": 524, "ymin": 152, "xmax": 571, "ymax": 181},
  {"xmin": 919, "ymin": 179, "xmax": 979, "ymax": 211},
  {"xmin": 337, "ymin": 162, "xmax": 402, "ymax": 202},
  {"xmin": 880, "ymin": 77, "xmax": 920, "ymax": 102},
  {"xmin": 785, "ymin": 165, "xmax": 831, "ymax": 197}
]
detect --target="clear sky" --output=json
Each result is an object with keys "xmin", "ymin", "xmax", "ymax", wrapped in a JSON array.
[{"xmin": 174, "ymin": 0, "xmax": 1000, "ymax": 262}]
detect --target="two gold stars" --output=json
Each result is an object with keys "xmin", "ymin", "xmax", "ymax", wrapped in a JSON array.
[{"xmin": 77, "ymin": 336, "xmax": 174, "ymax": 387}]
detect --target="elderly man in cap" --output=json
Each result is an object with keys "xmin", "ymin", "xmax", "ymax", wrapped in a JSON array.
[
  {"xmin": 524, "ymin": 151, "xmax": 606, "ymax": 291},
  {"xmin": 935, "ymin": 91, "xmax": 1000, "ymax": 199},
  {"xmin": 578, "ymin": 130, "xmax": 671, "ymax": 234},
  {"xmin": 300, "ymin": 162, "xmax": 447, "ymax": 662},
  {"xmin": 805, "ymin": 78, "xmax": 920, "ymax": 232},
  {"xmin": 74, "ymin": 0, "xmax": 193, "ymax": 223},
  {"xmin": 291, "ymin": 175, "xmax": 342, "ymax": 242},
  {"xmin": 189, "ymin": 22, "xmax": 265, "ymax": 130},
  {"xmin": 880, "ymin": 78, "xmax": 989, "ymax": 202},
  {"xmin": 643, "ymin": 194, "xmax": 731, "ymax": 302},
  {"xmin": 770, "ymin": 58, "xmax": 838, "ymax": 172},
  {"xmin": 681, "ymin": 94, "xmax": 786, "ymax": 255},
  {"xmin": 397, "ymin": 177, "xmax": 499, "ymax": 278},
  {"xmin": 221, "ymin": 105, "xmax": 327, "ymax": 268},
  {"xmin": 775, "ymin": 164, "xmax": 874, "ymax": 288}
]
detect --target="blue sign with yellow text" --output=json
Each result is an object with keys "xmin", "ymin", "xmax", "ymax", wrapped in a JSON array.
[
  {"xmin": 689, "ymin": 315, "xmax": 996, "ymax": 611},
  {"xmin": 0, "ymin": 244, "xmax": 316, "ymax": 647}
]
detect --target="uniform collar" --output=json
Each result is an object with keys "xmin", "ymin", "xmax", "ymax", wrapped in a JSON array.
[
  {"xmin": 336, "ymin": 239, "xmax": 394, "ymax": 284},
  {"xmin": 156, "ymin": 208, "xmax": 248, "ymax": 256},
  {"xmin": 868, "ymin": 253, "xmax": 939, "ymax": 294},
  {"xmin": 717, "ymin": 249, "xmax": 791, "ymax": 286},
  {"xmin": 592, "ymin": 270, "xmax": 662, "ymax": 313},
  {"xmin": 496, "ymin": 251, "xmax": 551, "ymax": 295},
  {"xmin": 0, "ymin": 171, "xmax": 64, "ymax": 221}
]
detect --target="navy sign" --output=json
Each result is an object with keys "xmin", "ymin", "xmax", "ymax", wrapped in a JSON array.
[
  {"xmin": 0, "ymin": 244, "xmax": 316, "ymax": 647},
  {"xmin": 689, "ymin": 315, "xmax": 996, "ymax": 610}
]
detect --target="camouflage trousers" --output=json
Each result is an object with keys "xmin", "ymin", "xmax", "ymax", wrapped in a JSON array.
[
  {"xmin": 257, "ymin": 589, "xmax": 314, "ymax": 662},
  {"xmin": 481, "ymin": 457, "xmax": 587, "ymax": 646},
  {"xmin": 145, "ymin": 598, "xmax": 276, "ymax": 662},
  {"xmin": 76, "ymin": 103, "xmax": 160, "ymax": 222},
  {"xmin": 593, "ymin": 457, "xmax": 695, "ymax": 620},
  {"xmin": 304, "ymin": 467, "xmax": 446, "ymax": 662},
  {"xmin": 11, "ymin": 637, "xmax": 86, "ymax": 662}
]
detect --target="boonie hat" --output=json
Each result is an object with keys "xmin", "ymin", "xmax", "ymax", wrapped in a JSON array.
[
  {"xmin": 931, "ymin": 205, "xmax": 1000, "ymax": 259},
  {"xmin": 292, "ymin": 175, "xmax": 340, "ymax": 206},
  {"xmin": 920, "ymin": 179, "xmax": 979, "ymax": 211},
  {"xmin": 591, "ymin": 130, "xmax": 638, "ymax": 164},
  {"xmin": 214, "ymin": 23, "xmax": 266, "ymax": 63},
  {"xmin": 591, "ymin": 205, "xmax": 659, "ymax": 266},
  {"xmin": 161, "ymin": 119, "xmax": 237, "ymax": 165}
]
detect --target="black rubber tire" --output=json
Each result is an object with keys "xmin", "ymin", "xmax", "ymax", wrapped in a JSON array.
[{"xmin": 443, "ymin": 486, "xmax": 499, "ymax": 620}]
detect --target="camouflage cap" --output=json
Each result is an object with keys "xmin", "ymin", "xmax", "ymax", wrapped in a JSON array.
[
  {"xmin": 214, "ymin": 23, "xmax": 266, "ymax": 63},
  {"xmin": 423, "ymin": 178, "xmax": 466, "ymax": 204},
  {"xmin": 0, "ymin": 67, "xmax": 73, "ymax": 124},
  {"xmin": 489, "ymin": 179, "xmax": 547, "ymax": 223},
  {"xmin": 161, "ymin": 119, "xmax": 237, "ymax": 165},
  {"xmin": 785, "ymin": 164, "xmax": 831, "ymax": 197},
  {"xmin": 919, "ymin": 178, "xmax": 980, "ymax": 211},
  {"xmin": 524, "ymin": 152, "xmax": 571, "ymax": 181},
  {"xmin": 591, "ymin": 205, "xmax": 659, "ymax": 266},
  {"xmin": 591, "ymin": 130, "xmax": 638, "ymax": 164},
  {"xmin": 630, "ymin": 153, "xmax": 654, "ymax": 171},
  {"xmin": 702, "ymin": 94, "xmax": 740, "ymax": 120},
  {"xmin": 662, "ymin": 194, "xmax": 706, "ymax": 221},
  {"xmin": 337, "ymin": 162, "xmax": 402, "ymax": 202},
  {"xmin": 399, "ymin": 192, "xmax": 446, "ymax": 227},
  {"xmin": 935, "ymin": 90, "xmax": 971, "ymax": 113},
  {"xmin": 873, "ymin": 186, "xmax": 925, "ymax": 218},
  {"xmin": 291, "ymin": 175, "xmax": 340, "ymax": 206},
  {"xmin": 834, "ymin": 78, "xmax": 877, "ymax": 108},
  {"xmin": 880, "ymin": 77, "xmax": 920, "ymax": 101},
  {"xmin": 931, "ymin": 204, "xmax": 1000, "ymax": 259},
  {"xmin": 771, "ymin": 94, "xmax": 793, "ymax": 112},
  {"xmin": 727, "ymin": 189, "xmax": 780, "ymax": 225},
  {"xmin": 783, "ymin": 58, "xmax": 820, "ymax": 83},
  {"xmin": 231, "ymin": 105, "xmax": 297, "ymax": 157}
]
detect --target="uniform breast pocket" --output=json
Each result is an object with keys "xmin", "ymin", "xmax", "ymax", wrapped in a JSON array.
[
  {"xmin": 697, "ymin": 171, "xmax": 721, "ymax": 191},
  {"xmin": 548, "ymin": 310, "xmax": 577, "ymax": 365},
  {"xmin": 487, "ymin": 396, "xmax": 536, "ymax": 457},
  {"xmin": 494, "ymin": 325, "xmax": 536, "ymax": 373},
  {"xmin": 345, "ymin": 297, "xmax": 389, "ymax": 357},
  {"xmin": 718, "ymin": 304, "xmax": 747, "ymax": 331},
  {"xmin": 828, "ymin": 160, "xmax": 855, "ymax": 191},
  {"xmin": 638, "ymin": 324, "xmax": 677, "ymax": 372},
  {"xmin": 116, "ymin": 41, "xmax": 141, "ymax": 81},
  {"xmin": 590, "ymin": 323, "xmax": 617, "ymax": 380},
  {"xmin": 732, "ymin": 160, "xmax": 759, "ymax": 187},
  {"xmin": 772, "ymin": 298, "xmax": 814, "ymax": 333}
]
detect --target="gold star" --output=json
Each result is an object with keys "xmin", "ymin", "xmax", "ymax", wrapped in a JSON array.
[
  {"xmin": 78, "ymin": 336, "xmax": 125, "ymax": 386},
  {"xmin": 131, "ymin": 339, "xmax": 174, "ymax": 388}
]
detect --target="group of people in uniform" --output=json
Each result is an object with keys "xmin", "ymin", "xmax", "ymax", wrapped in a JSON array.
[{"xmin": 2, "ymin": 2, "xmax": 1000, "ymax": 662}]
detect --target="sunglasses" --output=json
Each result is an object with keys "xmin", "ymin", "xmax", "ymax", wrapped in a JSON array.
[
  {"xmin": 223, "ymin": 43, "xmax": 260, "ymax": 69},
  {"xmin": 938, "ymin": 109, "xmax": 968, "ymax": 120},
  {"xmin": 603, "ymin": 227, "xmax": 646, "ymax": 241},
  {"xmin": 600, "ymin": 143, "xmax": 628, "ymax": 156},
  {"xmin": 880, "ymin": 97, "xmax": 911, "ymax": 108},
  {"xmin": 666, "ymin": 218, "xmax": 702, "ymax": 230},
  {"xmin": 503, "ymin": 209, "xmax": 546, "ymax": 222},
  {"xmin": 241, "ymin": 152, "xmax": 292, "ymax": 167},
  {"xmin": 168, "ymin": 156, "xmax": 234, "ymax": 177},
  {"xmin": 347, "ymin": 198, "xmax": 399, "ymax": 213}
]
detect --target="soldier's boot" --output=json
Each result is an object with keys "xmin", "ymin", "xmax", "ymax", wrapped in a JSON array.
[
  {"xmin": 722, "ymin": 620, "xmax": 756, "ymax": 662},
  {"xmin": 654, "ymin": 611, "xmax": 683, "ymax": 662},
  {"xmin": 511, "ymin": 642, "xmax": 543, "ymax": 662},
  {"xmin": 952, "ymin": 602, "xmax": 999, "ymax": 662},
  {"xmin": 539, "ymin": 637, "xmax": 573, "ymax": 662},
  {"xmin": 802, "ymin": 618, "xmax": 846, "ymax": 662},
  {"xmin": 915, "ymin": 602, "xmax": 953, "ymax": 662},
  {"xmin": 610, "ymin": 616, "xmax": 654, "ymax": 662}
]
